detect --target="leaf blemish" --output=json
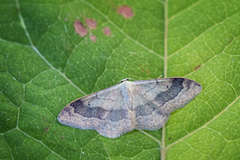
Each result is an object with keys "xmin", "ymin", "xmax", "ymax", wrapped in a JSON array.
[
  {"xmin": 89, "ymin": 35, "xmax": 97, "ymax": 42},
  {"xmin": 85, "ymin": 18, "xmax": 97, "ymax": 29},
  {"xmin": 118, "ymin": 5, "xmax": 134, "ymax": 18},
  {"xmin": 74, "ymin": 20, "xmax": 88, "ymax": 37},
  {"xmin": 194, "ymin": 65, "xmax": 201, "ymax": 70},
  {"xmin": 103, "ymin": 27, "xmax": 111, "ymax": 36}
]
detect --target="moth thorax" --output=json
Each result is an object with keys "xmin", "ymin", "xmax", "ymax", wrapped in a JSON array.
[{"xmin": 120, "ymin": 82, "xmax": 134, "ymax": 111}]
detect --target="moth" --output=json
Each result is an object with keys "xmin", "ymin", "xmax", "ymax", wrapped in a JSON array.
[{"xmin": 58, "ymin": 78, "xmax": 202, "ymax": 138}]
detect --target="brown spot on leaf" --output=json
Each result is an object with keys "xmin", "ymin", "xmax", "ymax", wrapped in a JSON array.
[
  {"xmin": 168, "ymin": 137, "xmax": 172, "ymax": 140},
  {"xmin": 74, "ymin": 20, "xmax": 88, "ymax": 37},
  {"xmin": 194, "ymin": 65, "xmax": 201, "ymax": 70},
  {"xmin": 103, "ymin": 27, "xmax": 111, "ymax": 36},
  {"xmin": 45, "ymin": 128, "xmax": 49, "ymax": 132},
  {"xmin": 141, "ymin": 69, "xmax": 150, "ymax": 73},
  {"xmin": 118, "ymin": 5, "xmax": 134, "ymax": 18},
  {"xmin": 89, "ymin": 35, "xmax": 97, "ymax": 42},
  {"xmin": 85, "ymin": 18, "xmax": 97, "ymax": 29}
]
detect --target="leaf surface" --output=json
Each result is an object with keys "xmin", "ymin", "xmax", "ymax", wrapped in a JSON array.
[{"xmin": 0, "ymin": 0, "xmax": 240, "ymax": 159}]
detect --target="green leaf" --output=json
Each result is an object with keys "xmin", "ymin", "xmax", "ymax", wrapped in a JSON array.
[{"xmin": 0, "ymin": 0, "xmax": 240, "ymax": 159}]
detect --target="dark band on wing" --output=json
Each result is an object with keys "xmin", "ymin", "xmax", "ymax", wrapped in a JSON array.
[
  {"xmin": 134, "ymin": 101, "xmax": 156, "ymax": 117},
  {"xmin": 154, "ymin": 78, "xmax": 185, "ymax": 106},
  {"xmin": 70, "ymin": 99, "xmax": 129, "ymax": 122}
]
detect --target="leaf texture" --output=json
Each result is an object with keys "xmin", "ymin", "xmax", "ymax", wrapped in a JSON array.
[{"xmin": 0, "ymin": 0, "xmax": 240, "ymax": 159}]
